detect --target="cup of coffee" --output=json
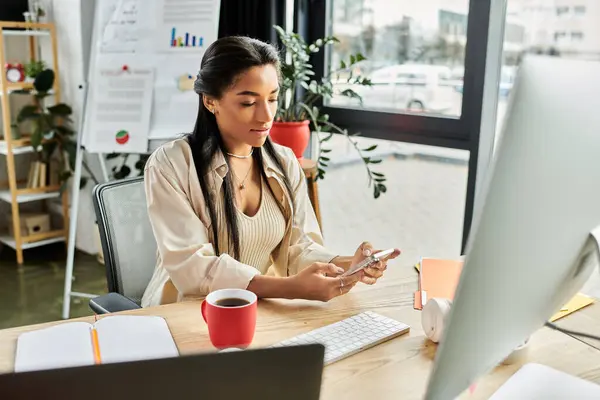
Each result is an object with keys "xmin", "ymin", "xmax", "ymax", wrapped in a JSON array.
[{"xmin": 201, "ymin": 288, "xmax": 257, "ymax": 349}]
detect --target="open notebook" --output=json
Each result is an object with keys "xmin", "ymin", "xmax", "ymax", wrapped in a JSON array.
[{"xmin": 15, "ymin": 315, "xmax": 179, "ymax": 373}]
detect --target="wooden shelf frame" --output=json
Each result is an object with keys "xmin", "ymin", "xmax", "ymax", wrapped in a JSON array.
[{"xmin": 0, "ymin": 21, "xmax": 69, "ymax": 264}]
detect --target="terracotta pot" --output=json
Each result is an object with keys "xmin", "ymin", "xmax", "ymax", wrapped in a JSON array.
[{"xmin": 269, "ymin": 120, "xmax": 310, "ymax": 159}]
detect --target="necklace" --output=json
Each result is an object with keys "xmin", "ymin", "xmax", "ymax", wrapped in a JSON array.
[
  {"xmin": 232, "ymin": 163, "xmax": 253, "ymax": 190},
  {"xmin": 226, "ymin": 148, "xmax": 254, "ymax": 159}
]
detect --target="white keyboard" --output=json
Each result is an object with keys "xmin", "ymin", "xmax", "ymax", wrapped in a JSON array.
[{"xmin": 270, "ymin": 311, "xmax": 410, "ymax": 365}]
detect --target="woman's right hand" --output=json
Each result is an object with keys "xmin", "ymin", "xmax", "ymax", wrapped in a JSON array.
[{"xmin": 288, "ymin": 262, "xmax": 363, "ymax": 302}]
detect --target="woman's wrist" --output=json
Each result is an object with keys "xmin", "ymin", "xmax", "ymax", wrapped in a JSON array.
[{"xmin": 246, "ymin": 275, "xmax": 297, "ymax": 299}]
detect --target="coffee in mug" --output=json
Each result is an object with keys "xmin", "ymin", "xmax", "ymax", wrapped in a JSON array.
[
  {"xmin": 215, "ymin": 297, "xmax": 250, "ymax": 307},
  {"xmin": 201, "ymin": 288, "xmax": 257, "ymax": 349}
]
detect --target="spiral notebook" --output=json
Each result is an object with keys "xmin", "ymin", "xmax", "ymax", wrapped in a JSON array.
[{"xmin": 14, "ymin": 315, "xmax": 179, "ymax": 373}]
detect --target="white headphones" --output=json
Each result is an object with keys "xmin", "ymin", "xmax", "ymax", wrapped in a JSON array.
[{"xmin": 421, "ymin": 297, "xmax": 453, "ymax": 343}]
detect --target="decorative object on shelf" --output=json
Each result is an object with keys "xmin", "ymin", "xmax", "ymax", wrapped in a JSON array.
[
  {"xmin": 272, "ymin": 25, "xmax": 387, "ymax": 199},
  {"xmin": 27, "ymin": 0, "xmax": 46, "ymax": 23},
  {"xmin": 23, "ymin": 60, "xmax": 45, "ymax": 81},
  {"xmin": 22, "ymin": 12, "xmax": 33, "ymax": 25},
  {"xmin": 0, "ymin": 21, "xmax": 69, "ymax": 265},
  {"xmin": 9, "ymin": 123, "xmax": 22, "ymax": 140},
  {"xmin": 16, "ymin": 68, "xmax": 85, "ymax": 193},
  {"xmin": 5, "ymin": 62, "xmax": 25, "ymax": 83},
  {"xmin": 7, "ymin": 213, "xmax": 50, "ymax": 238}
]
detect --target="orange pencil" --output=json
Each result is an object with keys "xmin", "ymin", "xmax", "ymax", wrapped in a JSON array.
[{"xmin": 91, "ymin": 328, "xmax": 102, "ymax": 364}]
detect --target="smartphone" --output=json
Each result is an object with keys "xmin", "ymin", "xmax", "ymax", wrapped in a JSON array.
[{"xmin": 341, "ymin": 248, "xmax": 396, "ymax": 277}]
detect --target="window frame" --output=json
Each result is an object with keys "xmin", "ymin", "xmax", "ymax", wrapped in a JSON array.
[{"xmin": 297, "ymin": 0, "xmax": 496, "ymax": 250}]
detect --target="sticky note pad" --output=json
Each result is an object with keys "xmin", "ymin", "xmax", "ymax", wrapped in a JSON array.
[{"xmin": 550, "ymin": 293, "xmax": 594, "ymax": 322}]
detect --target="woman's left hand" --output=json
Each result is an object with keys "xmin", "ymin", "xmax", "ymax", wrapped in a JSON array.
[{"xmin": 350, "ymin": 242, "xmax": 401, "ymax": 285}]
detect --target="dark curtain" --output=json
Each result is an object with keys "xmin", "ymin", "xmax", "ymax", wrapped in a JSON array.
[{"xmin": 218, "ymin": 0, "xmax": 286, "ymax": 45}]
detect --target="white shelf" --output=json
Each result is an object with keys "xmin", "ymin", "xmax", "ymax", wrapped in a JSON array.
[
  {"xmin": 3, "ymin": 30, "xmax": 50, "ymax": 37},
  {"xmin": 0, "ymin": 189, "xmax": 60, "ymax": 204},
  {"xmin": 0, "ymin": 141, "xmax": 39, "ymax": 155},
  {"xmin": 0, "ymin": 234, "xmax": 64, "ymax": 250}
]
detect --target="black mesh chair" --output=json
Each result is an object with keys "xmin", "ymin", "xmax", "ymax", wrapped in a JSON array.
[{"xmin": 90, "ymin": 177, "xmax": 157, "ymax": 314}]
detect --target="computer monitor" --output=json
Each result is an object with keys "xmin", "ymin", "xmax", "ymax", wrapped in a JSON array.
[
  {"xmin": 425, "ymin": 55, "xmax": 600, "ymax": 399},
  {"xmin": 0, "ymin": 344, "xmax": 325, "ymax": 400}
]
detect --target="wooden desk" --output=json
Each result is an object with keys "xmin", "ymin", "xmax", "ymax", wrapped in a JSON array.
[
  {"xmin": 550, "ymin": 300, "xmax": 600, "ymax": 351},
  {"xmin": 1, "ymin": 273, "xmax": 600, "ymax": 399}
]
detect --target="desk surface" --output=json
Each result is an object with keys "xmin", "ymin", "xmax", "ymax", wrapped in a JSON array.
[
  {"xmin": 554, "ymin": 298, "xmax": 600, "ymax": 350},
  {"xmin": 1, "ymin": 268, "xmax": 600, "ymax": 399}
]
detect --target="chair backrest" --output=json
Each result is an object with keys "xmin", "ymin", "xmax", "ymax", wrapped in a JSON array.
[{"xmin": 92, "ymin": 177, "xmax": 156, "ymax": 304}]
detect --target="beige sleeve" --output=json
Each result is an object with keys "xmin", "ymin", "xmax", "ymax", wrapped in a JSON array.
[
  {"xmin": 144, "ymin": 164, "xmax": 260, "ymax": 296},
  {"xmin": 284, "ymin": 149, "xmax": 339, "ymax": 275}
]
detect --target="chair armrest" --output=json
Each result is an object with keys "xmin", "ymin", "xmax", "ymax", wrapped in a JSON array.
[{"xmin": 89, "ymin": 292, "xmax": 142, "ymax": 314}]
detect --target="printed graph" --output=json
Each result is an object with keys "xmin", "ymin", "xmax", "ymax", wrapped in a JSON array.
[{"xmin": 170, "ymin": 27, "xmax": 204, "ymax": 48}]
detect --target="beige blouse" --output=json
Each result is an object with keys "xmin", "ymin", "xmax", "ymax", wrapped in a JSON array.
[
  {"xmin": 215, "ymin": 178, "xmax": 286, "ymax": 272},
  {"xmin": 141, "ymin": 138, "xmax": 337, "ymax": 307}
]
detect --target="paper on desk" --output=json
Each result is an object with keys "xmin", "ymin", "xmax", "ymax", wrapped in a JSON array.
[{"xmin": 550, "ymin": 293, "xmax": 594, "ymax": 322}]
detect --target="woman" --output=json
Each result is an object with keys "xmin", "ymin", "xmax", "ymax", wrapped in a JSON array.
[{"xmin": 141, "ymin": 36, "xmax": 400, "ymax": 307}]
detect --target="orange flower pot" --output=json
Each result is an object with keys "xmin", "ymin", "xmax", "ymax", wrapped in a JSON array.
[{"xmin": 269, "ymin": 120, "xmax": 310, "ymax": 159}]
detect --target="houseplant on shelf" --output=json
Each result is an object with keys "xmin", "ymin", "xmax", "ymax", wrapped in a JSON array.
[
  {"xmin": 271, "ymin": 25, "xmax": 388, "ymax": 199},
  {"xmin": 15, "ymin": 68, "xmax": 95, "ymax": 192}
]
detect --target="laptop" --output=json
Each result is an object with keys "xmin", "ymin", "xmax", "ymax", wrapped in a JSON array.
[{"xmin": 0, "ymin": 344, "xmax": 325, "ymax": 400}]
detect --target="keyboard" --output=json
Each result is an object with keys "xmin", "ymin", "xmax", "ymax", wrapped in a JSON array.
[{"xmin": 270, "ymin": 311, "xmax": 410, "ymax": 365}]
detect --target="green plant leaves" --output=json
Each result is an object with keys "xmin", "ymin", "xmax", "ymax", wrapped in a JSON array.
[
  {"xmin": 112, "ymin": 165, "xmax": 131, "ymax": 180},
  {"xmin": 24, "ymin": 60, "xmax": 45, "ymax": 78},
  {"xmin": 48, "ymin": 103, "xmax": 72, "ymax": 116},
  {"xmin": 63, "ymin": 140, "xmax": 77, "ymax": 171},
  {"xmin": 33, "ymin": 69, "xmax": 54, "ymax": 93},
  {"xmin": 16, "ymin": 105, "xmax": 40, "ymax": 123},
  {"xmin": 273, "ymin": 24, "xmax": 388, "ymax": 199},
  {"xmin": 30, "ymin": 121, "xmax": 43, "ymax": 150}
]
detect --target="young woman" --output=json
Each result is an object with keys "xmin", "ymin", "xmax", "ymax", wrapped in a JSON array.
[{"xmin": 141, "ymin": 36, "xmax": 400, "ymax": 307}]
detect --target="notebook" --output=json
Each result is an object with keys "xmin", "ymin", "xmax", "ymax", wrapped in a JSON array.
[
  {"xmin": 414, "ymin": 257, "xmax": 464, "ymax": 310},
  {"xmin": 15, "ymin": 315, "xmax": 179, "ymax": 373}
]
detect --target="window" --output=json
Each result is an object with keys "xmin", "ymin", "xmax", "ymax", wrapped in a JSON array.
[
  {"xmin": 326, "ymin": 0, "xmax": 470, "ymax": 117},
  {"xmin": 496, "ymin": 1, "xmax": 595, "ymax": 148},
  {"xmin": 571, "ymin": 31, "xmax": 584, "ymax": 41},
  {"xmin": 303, "ymin": 0, "xmax": 491, "ymax": 250},
  {"xmin": 556, "ymin": 6, "xmax": 570, "ymax": 16},
  {"xmin": 318, "ymin": 136, "xmax": 468, "ymax": 258}
]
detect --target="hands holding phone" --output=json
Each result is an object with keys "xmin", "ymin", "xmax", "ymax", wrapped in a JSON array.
[
  {"xmin": 349, "ymin": 242, "xmax": 401, "ymax": 285},
  {"xmin": 287, "ymin": 242, "xmax": 401, "ymax": 302}
]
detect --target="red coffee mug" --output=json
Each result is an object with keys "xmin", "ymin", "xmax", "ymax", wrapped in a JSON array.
[{"xmin": 201, "ymin": 288, "xmax": 257, "ymax": 349}]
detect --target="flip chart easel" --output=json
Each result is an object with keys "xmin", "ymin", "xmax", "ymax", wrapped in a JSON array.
[{"xmin": 62, "ymin": 0, "xmax": 221, "ymax": 319}]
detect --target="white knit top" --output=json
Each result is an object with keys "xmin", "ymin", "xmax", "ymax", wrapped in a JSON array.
[{"xmin": 216, "ymin": 179, "xmax": 286, "ymax": 272}]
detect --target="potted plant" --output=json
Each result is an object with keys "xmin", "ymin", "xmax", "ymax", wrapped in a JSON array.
[
  {"xmin": 271, "ymin": 25, "xmax": 388, "ymax": 198},
  {"xmin": 15, "ymin": 68, "xmax": 96, "ymax": 193},
  {"xmin": 23, "ymin": 60, "xmax": 46, "ymax": 82}
]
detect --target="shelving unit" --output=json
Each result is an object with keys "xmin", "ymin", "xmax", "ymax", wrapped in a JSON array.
[{"xmin": 0, "ymin": 21, "xmax": 69, "ymax": 264}]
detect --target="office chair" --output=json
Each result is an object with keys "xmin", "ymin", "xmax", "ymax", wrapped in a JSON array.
[{"xmin": 90, "ymin": 176, "xmax": 157, "ymax": 314}]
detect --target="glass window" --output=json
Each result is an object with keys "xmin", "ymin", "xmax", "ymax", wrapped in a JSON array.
[
  {"xmin": 571, "ymin": 31, "xmax": 584, "ymax": 41},
  {"xmin": 326, "ymin": 0, "xmax": 469, "ymax": 117},
  {"xmin": 495, "ymin": 1, "xmax": 598, "ymax": 151},
  {"xmin": 318, "ymin": 135, "xmax": 468, "ymax": 259},
  {"xmin": 556, "ymin": 6, "xmax": 570, "ymax": 16}
]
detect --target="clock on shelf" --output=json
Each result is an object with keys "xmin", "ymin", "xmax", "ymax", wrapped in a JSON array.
[{"xmin": 5, "ymin": 63, "xmax": 25, "ymax": 83}]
